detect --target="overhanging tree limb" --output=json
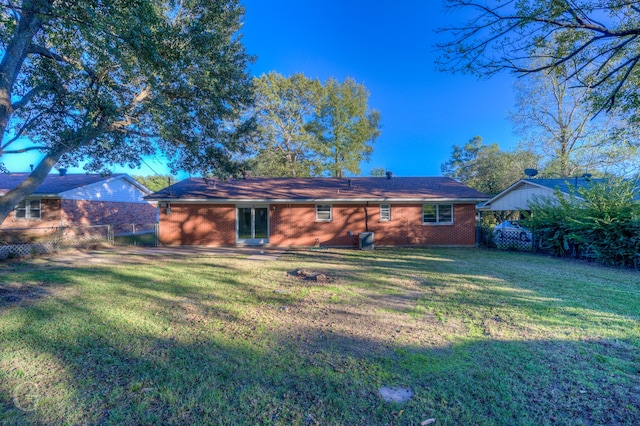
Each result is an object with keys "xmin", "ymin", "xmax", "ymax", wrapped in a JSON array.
[
  {"xmin": 0, "ymin": 0, "xmax": 254, "ymax": 224},
  {"xmin": 438, "ymin": 0, "xmax": 640, "ymax": 115}
]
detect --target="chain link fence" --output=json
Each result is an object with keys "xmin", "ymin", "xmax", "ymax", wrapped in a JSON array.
[
  {"xmin": 476, "ymin": 226, "xmax": 534, "ymax": 252},
  {"xmin": 0, "ymin": 223, "xmax": 157, "ymax": 260}
]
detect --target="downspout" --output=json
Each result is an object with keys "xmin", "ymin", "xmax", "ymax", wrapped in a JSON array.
[{"xmin": 364, "ymin": 202, "xmax": 369, "ymax": 233}]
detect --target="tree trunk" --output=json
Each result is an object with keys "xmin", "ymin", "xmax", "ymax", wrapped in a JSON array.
[
  {"xmin": 0, "ymin": 0, "xmax": 48, "ymax": 144},
  {"xmin": 0, "ymin": 144, "xmax": 67, "ymax": 224}
]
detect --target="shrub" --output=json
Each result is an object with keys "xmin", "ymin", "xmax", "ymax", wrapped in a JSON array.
[{"xmin": 524, "ymin": 178, "xmax": 640, "ymax": 268}]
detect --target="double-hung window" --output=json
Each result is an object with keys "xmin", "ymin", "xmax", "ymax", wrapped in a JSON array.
[
  {"xmin": 316, "ymin": 205, "xmax": 332, "ymax": 221},
  {"xmin": 379, "ymin": 204, "xmax": 391, "ymax": 221},
  {"xmin": 422, "ymin": 204, "xmax": 453, "ymax": 225},
  {"xmin": 14, "ymin": 199, "xmax": 41, "ymax": 220}
]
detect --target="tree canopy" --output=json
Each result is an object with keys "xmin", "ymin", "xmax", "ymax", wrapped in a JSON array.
[
  {"xmin": 250, "ymin": 72, "xmax": 322, "ymax": 177},
  {"xmin": 132, "ymin": 175, "xmax": 175, "ymax": 192},
  {"xmin": 0, "ymin": 0, "xmax": 253, "ymax": 223},
  {"xmin": 437, "ymin": 0, "xmax": 640, "ymax": 116},
  {"xmin": 249, "ymin": 73, "xmax": 380, "ymax": 178},
  {"xmin": 441, "ymin": 136, "xmax": 538, "ymax": 195},
  {"xmin": 510, "ymin": 59, "xmax": 639, "ymax": 177},
  {"xmin": 312, "ymin": 77, "xmax": 381, "ymax": 178}
]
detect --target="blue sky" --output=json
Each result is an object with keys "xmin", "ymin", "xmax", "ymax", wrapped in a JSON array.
[
  {"xmin": 4, "ymin": 0, "xmax": 519, "ymax": 178},
  {"xmin": 240, "ymin": 0, "xmax": 519, "ymax": 177}
]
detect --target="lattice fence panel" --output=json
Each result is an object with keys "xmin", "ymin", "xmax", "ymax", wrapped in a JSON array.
[
  {"xmin": 0, "ymin": 242, "xmax": 57, "ymax": 260},
  {"xmin": 494, "ymin": 231, "xmax": 533, "ymax": 252}
]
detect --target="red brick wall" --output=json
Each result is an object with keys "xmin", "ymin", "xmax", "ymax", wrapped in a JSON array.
[
  {"xmin": 270, "ymin": 203, "xmax": 476, "ymax": 247},
  {"xmin": 61, "ymin": 200, "xmax": 157, "ymax": 225},
  {"xmin": 159, "ymin": 204, "xmax": 236, "ymax": 246},
  {"xmin": 0, "ymin": 198, "xmax": 62, "ymax": 229},
  {"xmin": 159, "ymin": 203, "xmax": 477, "ymax": 247},
  {"xmin": 1, "ymin": 198, "xmax": 156, "ymax": 229}
]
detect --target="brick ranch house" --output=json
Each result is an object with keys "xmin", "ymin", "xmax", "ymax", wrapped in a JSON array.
[
  {"xmin": 146, "ymin": 175, "xmax": 488, "ymax": 247},
  {"xmin": 0, "ymin": 172, "xmax": 157, "ymax": 229}
]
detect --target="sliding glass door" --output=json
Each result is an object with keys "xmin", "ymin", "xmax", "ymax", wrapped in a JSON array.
[{"xmin": 236, "ymin": 206, "xmax": 269, "ymax": 245}]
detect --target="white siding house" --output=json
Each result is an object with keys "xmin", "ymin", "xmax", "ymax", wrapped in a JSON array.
[
  {"xmin": 478, "ymin": 178, "xmax": 604, "ymax": 212},
  {"xmin": 60, "ymin": 175, "xmax": 151, "ymax": 203}
]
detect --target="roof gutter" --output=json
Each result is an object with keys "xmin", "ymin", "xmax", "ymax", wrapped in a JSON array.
[
  {"xmin": 0, "ymin": 193, "xmax": 60, "ymax": 198},
  {"xmin": 145, "ymin": 197, "xmax": 489, "ymax": 204}
]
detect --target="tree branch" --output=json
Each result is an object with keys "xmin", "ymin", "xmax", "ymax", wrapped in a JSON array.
[
  {"xmin": 1, "ymin": 145, "xmax": 46, "ymax": 154},
  {"xmin": 10, "ymin": 83, "xmax": 52, "ymax": 110}
]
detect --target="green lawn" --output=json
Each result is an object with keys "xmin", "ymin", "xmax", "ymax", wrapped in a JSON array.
[{"xmin": 1, "ymin": 248, "xmax": 639, "ymax": 425}]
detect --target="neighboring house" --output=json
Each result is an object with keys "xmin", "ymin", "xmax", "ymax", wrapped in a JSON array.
[
  {"xmin": 146, "ymin": 175, "xmax": 488, "ymax": 247},
  {"xmin": 477, "ymin": 177, "xmax": 607, "ymax": 213},
  {"xmin": 0, "ymin": 171, "xmax": 157, "ymax": 229}
]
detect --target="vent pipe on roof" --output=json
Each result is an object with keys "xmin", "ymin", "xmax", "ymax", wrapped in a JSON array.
[
  {"xmin": 58, "ymin": 168, "xmax": 67, "ymax": 176},
  {"xmin": 242, "ymin": 171, "xmax": 250, "ymax": 180},
  {"xmin": 386, "ymin": 171, "xmax": 393, "ymax": 179},
  {"xmin": 348, "ymin": 179, "xmax": 353, "ymax": 187}
]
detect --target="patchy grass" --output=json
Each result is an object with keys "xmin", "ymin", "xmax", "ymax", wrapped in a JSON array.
[{"xmin": 0, "ymin": 248, "xmax": 639, "ymax": 425}]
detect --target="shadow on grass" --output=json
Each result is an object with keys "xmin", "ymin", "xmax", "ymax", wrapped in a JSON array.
[
  {"xmin": 0, "ymin": 250, "xmax": 639, "ymax": 425},
  {"xmin": 2, "ymin": 322, "xmax": 639, "ymax": 425}
]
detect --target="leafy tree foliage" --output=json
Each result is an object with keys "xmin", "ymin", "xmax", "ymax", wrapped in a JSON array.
[
  {"xmin": 437, "ymin": 1, "xmax": 640, "ymax": 116},
  {"xmin": 132, "ymin": 175, "xmax": 175, "ymax": 192},
  {"xmin": 368, "ymin": 167, "xmax": 387, "ymax": 177},
  {"xmin": 511, "ymin": 59, "xmax": 640, "ymax": 177},
  {"xmin": 525, "ymin": 178, "xmax": 640, "ymax": 267},
  {"xmin": 441, "ymin": 136, "xmax": 538, "ymax": 195},
  {"xmin": 312, "ymin": 78, "xmax": 381, "ymax": 177},
  {"xmin": 250, "ymin": 72, "xmax": 322, "ymax": 177},
  {"xmin": 250, "ymin": 74, "xmax": 381, "ymax": 178},
  {"xmin": 0, "ymin": 0, "xmax": 253, "ymax": 224}
]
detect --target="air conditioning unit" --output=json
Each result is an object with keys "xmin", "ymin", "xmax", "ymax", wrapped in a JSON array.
[{"xmin": 359, "ymin": 232, "xmax": 374, "ymax": 250}]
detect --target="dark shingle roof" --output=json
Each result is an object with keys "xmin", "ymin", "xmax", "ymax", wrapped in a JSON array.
[
  {"xmin": 0, "ymin": 173, "xmax": 126, "ymax": 196},
  {"xmin": 146, "ymin": 177, "xmax": 489, "ymax": 202},
  {"xmin": 529, "ymin": 177, "xmax": 607, "ymax": 194}
]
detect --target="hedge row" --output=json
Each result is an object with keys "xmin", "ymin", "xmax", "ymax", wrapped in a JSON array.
[{"xmin": 524, "ymin": 179, "xmax": 640, "ymax": 268}]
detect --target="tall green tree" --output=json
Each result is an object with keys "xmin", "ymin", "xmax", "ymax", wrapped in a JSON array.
[
  {"xmin": 250, "ymin": 72, "xmax": 322, "ymax": 177},
  {"xmin": 0, "ymin": 0, "xmax": 253, "ymax": 224},
  {"xmin": 437, "ymin": 1, "xmax": 640, "ymax": 118},
  {"xmin": 441, "ymin": 136, "xmax": 538, "ymax": 195},
  {"xmin": 311, "ymin": 77, "xmax": 381, "ymax": 177},
  {"xmin": 511, "ymin": 59, "xmax": 639, "ymax": 177}
]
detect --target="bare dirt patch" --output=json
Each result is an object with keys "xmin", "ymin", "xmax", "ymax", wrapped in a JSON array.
[{"xmin": 0, "ymin": 282, "xmax": 51, "ymax": 306}]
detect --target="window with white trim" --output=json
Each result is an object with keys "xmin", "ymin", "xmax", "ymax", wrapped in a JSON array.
[
  {"xmin": 316, "ymin": 205, "xmax": 332, "ymax": 221},
  {"xmin": 380, "ymin": 204, "xmax": 391, "ymax": 221},
  {"xmin": 422, "ymin": 204, "xmax": 453, "ymax": 224},
  {"xmin": 14, "ymin": 199, "xmax": 41, "ymax": 220}
]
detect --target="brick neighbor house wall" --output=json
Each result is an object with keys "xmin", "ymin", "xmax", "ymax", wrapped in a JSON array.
[
  {"xmin": 159, "ymin": 204, "xmax": 236, "ymax": 246},
  {"xmin": 0, "ymin": 198, "xmax": 62, "ymax": 229},
  {"xmin": 159, "ymin": 202, "xmax": 477, "ymax": 247},
  {"xmin": 61, "ymin": 200, "xmax": 157, "ymax": 226}
]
